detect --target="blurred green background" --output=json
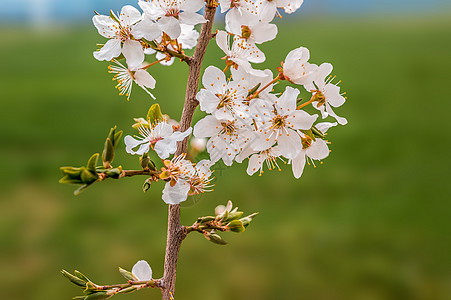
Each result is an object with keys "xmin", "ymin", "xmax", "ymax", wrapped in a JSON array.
[{"xmin": 1, "ymin": 7, "xmax": 451, "ymax": 300}]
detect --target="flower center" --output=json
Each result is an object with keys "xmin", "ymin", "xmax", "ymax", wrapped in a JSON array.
[
  {"xmin": 301, "ymin": 136, "xmax": 313, "ymax": 150},
  {"xmin": 118, "ymin": 26, "xmax": 132, "ymax": 41},
  {"xmin": 241, "ymin": 25, "xmax": 252, "ymax": 39},
  {"xmin": 165, "ymin": 8, "xmax": 180, "ymax": 18},
  {"xmin": 216, "ymin": 93, "xmax": 233, "ymax": 109},
  {"xmin": 220, "ymin": 121, "xmax": 236, "ymax": 136},
  {"xmin": 272, "ymin": 115, "xmax": 286, "ymax": 129}
]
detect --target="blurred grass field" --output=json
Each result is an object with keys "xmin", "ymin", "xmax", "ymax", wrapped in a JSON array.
[{"xmin": 1, "ymin": 13, "xmax": 451, "ymax": 300}]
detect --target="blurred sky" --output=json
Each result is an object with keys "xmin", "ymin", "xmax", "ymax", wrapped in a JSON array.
[{"xmin": 1, "ymin": 0, "xmax": 449, "ymax": 25}]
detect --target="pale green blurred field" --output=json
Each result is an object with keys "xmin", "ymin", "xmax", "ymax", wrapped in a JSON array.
[{"xmin": 1, "ymin": 14, "xmax": 451, "ymax": 300}]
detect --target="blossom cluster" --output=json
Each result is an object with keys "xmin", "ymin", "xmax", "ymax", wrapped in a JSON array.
[{"xmin": 92, "ymin": 0, "xmax": 348, "ymax": 205}]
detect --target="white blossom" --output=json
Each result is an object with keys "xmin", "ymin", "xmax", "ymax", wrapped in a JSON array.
[
  {"xmin": 197, "ymin": 65, "xmax": 251, "ymax": 121},
  {"xmin": 108, "ymin": 60, "xmax": 156, "ymax": 100},
  {"xmin": 226, "ymin": 13, "xmax": 277, "ymax": 44},
  {"xmin": 251, "ymin": 86, "xmax": 317, "ymax": 159},
  {"xmin": 305, "ymin": 63, "xmax": 348, "ymax": 125},
  {"xmin": 216, "ymin": 30, "xmax": 265, "ymax": 74},
  {"xmin": 282, "ymin": 46, "xmax": 317, "ymax": 86},
  {"xmin": 93, "ymin": 5, "xmax": 161, "ymax": 69},
  {"xmin": 124, "ymin": 121, "xmax": 192, "ymax": 159},
  {"xmin": 138, "ymin": 0, "xmax": 206, "ymax": 40},
  {"xmin": 132, "ymin": 260, "xmax": 152, "ymax": 281}
]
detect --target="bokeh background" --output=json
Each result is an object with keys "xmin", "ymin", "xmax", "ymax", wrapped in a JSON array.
[{"xmin": 1, "ymin": 1, "xmax": 451, "ymax": 299}]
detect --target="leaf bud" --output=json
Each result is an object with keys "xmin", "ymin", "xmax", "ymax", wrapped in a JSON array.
[
  {"xmin": 85, "ymin": 292, "xmax": 110, "ymax": 300},
  {"xmin": 147, "ymin": 104, "xmax": 164, "ymax": 125},
  {"xmin": 223, "ymin": 211, "xmax": 244, "ymax": 223},
  {"xmin": 226, "ymin": 220, "xmax": 245, "ymax": 233},
  {"xmin": 142, "ymin": 178, "xmax": 152, "ymax": 193},
  {"xmin": 118, "ymin": 267, "xmax": 138, "ymax": 282},
  {"xmin": 240, "ymin": 212, "xmax": 259, "ymax": 228},
  {"xmin": 61, "ymin": 270, "xmax": 86, "ymax": 287},
  {"xmin": 205, "ymin": 233, "xmax": 228, "ymax": 245}
]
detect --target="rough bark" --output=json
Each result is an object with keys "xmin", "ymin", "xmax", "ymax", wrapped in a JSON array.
[{"xmin": 161, "ymin": 4, "xmax": 217, "ymax": 300}]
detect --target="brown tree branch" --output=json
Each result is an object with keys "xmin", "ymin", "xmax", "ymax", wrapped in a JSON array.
[{"xmin": 161, "ymin": 4, "xmax": 217, "ymax": 300}]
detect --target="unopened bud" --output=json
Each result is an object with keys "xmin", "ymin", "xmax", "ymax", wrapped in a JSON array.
[
  {"xmin": 190, "ymin": 137, "xmax": 207, "ymax": 152},
  {"xmin": 142, "ymin": 178, "xmax": 152, "ymax": 193},
  {"xmin": 205, "ymin": 233, "xmax": 228, "ymax": 245},
  {"xmin": 118, "ymin": 267, "xmax": 137, "ymax": 282}
]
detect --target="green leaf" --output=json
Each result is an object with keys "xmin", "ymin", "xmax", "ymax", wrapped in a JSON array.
[
  {"xmin": 299, "ymin": 129, "xmax": 316, "ymax": 141},
  {"xmin": 74, "ymin": 270, "xmax": 91, "ymax": 283},
  {"xmin": 86, "ymin": 154, "xmax": 99, "ymax": 172},
  {"xmin": 247, "ymin": 83, "xmax": 261, "ymax": 97},
  {"xmin": 74, "ymin": 184, "xmax": 89, "ymax": 196},
  {"xmin": 102, "ymin": 138, "xmax": 115, "ymax": 167},
  {"xmin": 80, "ymin": 168, "xmax": 98, "ymax": 184},
  {"xmin": 206, "ymin": 233, "xmax": 228, "ymax": 245},
  {"xmin": 147, "ymin": 104, "xmax": 164, "ymax": 125},
  {"xmin": 223, "ymin": 211, "xmax": 244, "ymax": 223},
  {"xmin": 227, "ymin": 220, "xmax": 245, "ymax": 233},
  {"xmin": 311, "ymin": 125, "xmax": 326, "ymax": 139},
  {"xmin": 118, "ymin": 267, "xmax": 138, "ymax": 282},
  {"xmin": 61, "ymin": 270, "xmax": 86, "ymax": 287},
  {"xmin": 113, "ymin": 131, "xmax": 123, "ymax": 146},
  {"xmin": 85, "ymin": 292, "xmax": 109, "ymax": 300},
  {"xmin": 241, "ymin": 212, "xmax": 259, "ymax": 228}
]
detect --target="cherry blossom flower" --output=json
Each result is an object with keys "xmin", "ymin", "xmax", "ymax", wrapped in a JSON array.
[
  {"xmin": 188, "ymin": 160, "xmax": 214, "ymax": 196},
  {"xmin": 138, "ymin": 0, "xmax": 206, "ymax": 40},
  {"xmin": 194, "ymin": 115, "xmax": 253, "ymax": 165},
  {"xmin": 281, "ymin": 46, "xmax": 317, "ymax": 86},
  {"xmin": 237, "ymin": 146, "xmax": 284, "ymax": 176},
  {"xmin": 284, "ymin": 0, "xmax": 304, "ymax": 14},
  {"xmin": 124, "ymin": 121, "xmax": 192, "ymax": 159},
  {"xmin": 93, "ymin": 5, "xmax": 161, "ymax": 69},
  {"xmin": 291, "ymin": 122, "xmax": 336, "ymax": 178},
  {"xmin": 108, "ymin": 60, "xmax": 156, "ymax": 100},
  {"xmin": 161, "ymin": 154, "xmax": 195, "ymax": 205},
  {"xmin": 251, "ymin": 86, "xmax": 317, "ymax": 159},
  {"xmin": 216, "ymin": 30, "xmax": 265, "ymax": 74},
  {"xmin": 132, "ymin": 260, "xmax": 152, "ymax": 281},
  {"xmin": 305, "ymin": 63, "xmax": 348, "ymax": 125},
  {"xmin": 196, "ymin": 65, "xmax": 251, "ymax": 121}
]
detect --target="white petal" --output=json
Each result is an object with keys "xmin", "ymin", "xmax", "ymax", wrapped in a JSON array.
[
  {"xmin": 181, "ymin": 0, "xmax": 205, "ymax": 12},
  {"xmin": 179, "ymin": 11, "xmax": 207, "ymax": 26},
  {"xmin": 277, "ymin": 128, "xmax": 301, "ymax": 159},
  {"xmin": 306, "ymin": 139, "xmax": 329, "ymax": 160},
  {"xmin": 277, "ymin": 86, "xmax": 299, "ymax": 114},
  {"xmin": 92, "ymin": 15, "xmax": 117, "ymax": 38},
  {"xmin": 202, "ymin": 66, "xmax": 227, "ymax": 94},
  {"xmin": 216, "ymin": 30, "xmax": 230, "ymax": 56},
  {"xmin": 132, "ymin": 18, "xmax": 162, "ymax": 41},
  {"xmin": 193, "ymin": 115, "xmax": 222, "ymax": 138},
  {"xmin": 258, "ymin": 1, "xmax": 277, "ymax": 22},
  {"xmin": 119, "ymin": 5, "xmax": 142, "ymax": 26},
  {"xmin": 93, "ymin": 38, "xmax": 121, "ymax": 61},
  {"xmin": 251, "ymin": 22, "xmax": 278, "ymax": 44},
  {"xmin": 315, "ymin": 122, "xmax": 337, "ymax": 133},
  {"xmin": 122, "ymin": 40, "xmax": 144, "ymax": 70},
  {"xmin": 196, "ymin": 89, "xmax": 220, "ymax": 114},
  {"xmin": 325, "ymin": 103, "xmax": 348, "ymax": 125},
  {"xmin": 288, "ymin": 110, "xmax": 318, "ymax": 130},
  {"xmin": 291, "ymin": 151, "xmax": 306, "ymax": 179},
  {"xmin": 132, "ymin": 260, "xmax": 152, "ymax": 281},
  {"xmin": 158, "ymin": 16, "xmax": 181, "ymax": 39},
  {"xmin": 247, "ymin": 153, "xmax": 264, "ymax": 175},
  {"xmin": 162, "ymin": 180, "xmax": 190, "ymax": 205},
  {"xmin": 134, "ymin": 69, "xmax": 156, "ymax": 89}
]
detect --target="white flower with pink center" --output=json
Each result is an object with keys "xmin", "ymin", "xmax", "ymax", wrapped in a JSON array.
[
  {"xmin": 92, "ymin": 5, "xmax": 161, "ymax": 69},
  {"xmin": 138, "ymin": 0, "xmax": 206, "ymax": 40},
  {"xmin": 251, "ymin": 86, "xmax": 317, "ymax": 159}
]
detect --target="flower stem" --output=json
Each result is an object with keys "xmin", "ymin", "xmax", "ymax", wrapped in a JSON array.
[
  {"xmin": 142, "ymin": 58, "xmax": 166, "ymax": 70},
  {"xmin": 161, "ymin": 4, "xmax": 217, "ymax": 300}
]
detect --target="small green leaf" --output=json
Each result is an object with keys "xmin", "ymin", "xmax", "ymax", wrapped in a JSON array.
[
  {"xmin": 118, "ymin": 267, "xmax": 138, "ymax": 282},
  {"xmin": 74, "ymin": 270, "xmax": 91, "ymax": 283},
  {"xmin": 241, "ymin": 212, "xmax": 259, "ymax": 228},
  {"xmin": 227, "ymin": 220, "xmax": 245, "ymax": 233},
  {"xmin": 299, "ymin": 129, "xmax": 316, "ymax": 141},
  {"xmin": 86, "ymin": 154, "xmax": 99, "ymax": 172},
  {"xmin": 74, "ymin": 184, "xmax": 89, "ymax": 196},
  {"xmin": 113, "ymin": 131, "xmax": 123, "ymax": 146},
  {"xmin": 199, "ymin": 216, "xmax": 216, "ymax": 224},
  {"xmin": 80, "ymin": 168, "xmax": 98, "ymax": 184},
  {"xmin": 247, "ymin": 83, "xmax": 261, "ymax": 97},
  {"xmin": 147, "ymin": 104, "xmax": 164, "ymax": 125},
  {"xmin": 223, "ymin": 211, "xmax": 244, "ymax": 223},
  {"xmin": 61, "ymin": 270, "xmax": 86, "ymax": 287},
  {"xmin": 206, "ymin": 233, "xmax": 228, "ymax": 245},
  {"xmin": 118, "ymin": 287, "xmax": 137, "ymax": 294},
  {"xmin": 85, "ymin": 292, "xmax": 109, "ymax": 300},
  {"xmin": 311, "ymin": 125, "xmax": 326, "ymax": 139},
  {"xmin": 102, "ymin": 138, "xmax": 115, "ymax": 168}
]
